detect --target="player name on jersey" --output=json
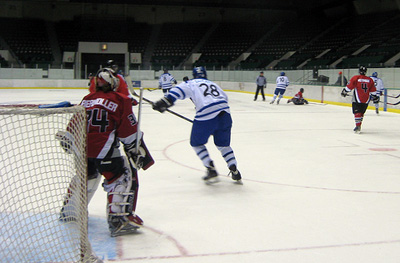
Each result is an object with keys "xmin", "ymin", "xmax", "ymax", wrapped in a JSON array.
[{"xmin": 81, "ymin": 98, "xmax": 118, "ymax": 112}]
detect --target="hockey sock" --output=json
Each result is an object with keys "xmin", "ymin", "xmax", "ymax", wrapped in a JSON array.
[
  {"xmin": 217, "ymin": 146, "xmax": 237, "ymax": 168},
  {"xmin": 272, "ymin": 94, "xmax": 277, "ymax": 101},
  {"xmin": 354, "ymin": 113, "xmax": 363, "ymax": 127},
  {"xmin": 193, "ymin": 145, "xmax": 213, "ymax": 167}
]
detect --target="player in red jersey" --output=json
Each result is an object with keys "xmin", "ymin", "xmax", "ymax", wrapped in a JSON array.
[
  {"xmin": 287, "ymin": 88, "xmax": 308, "ymax": 105},
  {"xmin": 60, "ymin": 68, "xmax": 153, "ymax": 237},
  {"xmin": 341, "ymin": 66, "xmax": 379, "ymax": 133}
]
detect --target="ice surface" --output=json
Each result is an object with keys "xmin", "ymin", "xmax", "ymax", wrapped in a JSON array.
[{"xmin": 1, "ymin": 88, "xmax": 400, "ymax": 263}]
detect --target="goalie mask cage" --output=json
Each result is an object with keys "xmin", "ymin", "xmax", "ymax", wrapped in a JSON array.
[{"xmin": 0, "ymin": 105, "xmax": 101, "ymax": 263}]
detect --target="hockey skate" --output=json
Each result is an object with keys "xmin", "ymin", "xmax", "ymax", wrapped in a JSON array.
[
  {"xmin": 353, "ymin": 126, "xmax": 361, "ymax": 134},
  {"xmin": 203, "ymin": 161, "xmax": 219, "ymax": 184},
  {"xmin": 109, "ymin": 214, "xmax": 143, "ymax": 237},
  {"xmin": 277, "ymin": 99, "xmax": 280, "ymax": 104},
  {"xmin": 270, "ymin": 100, "xmax": 275, "ymax": 104},
  {"xmin": 376, "ymin": 108, "xmax": 379, "ymax": 114},
  {"xmin": 229, "ymin": 164, "xmax": 243, "ymax": 184}
]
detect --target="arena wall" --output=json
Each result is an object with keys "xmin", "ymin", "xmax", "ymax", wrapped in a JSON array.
[{"xmin": 1, "ymin": 79, "xmax": 399, "ymax": 113}]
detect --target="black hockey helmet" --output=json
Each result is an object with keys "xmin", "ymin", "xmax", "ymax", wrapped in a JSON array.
[
  {"xmin": 359, "ymin": 66, "xmax": 367, "ymax": 75},
  {"xmin": 106, "ymin": 59, "xmax": 119, "ymax": 73}
]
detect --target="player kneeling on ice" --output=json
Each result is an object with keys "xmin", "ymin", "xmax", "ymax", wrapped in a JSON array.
[
  {"xmin": 152, "ymin": 66, "xmax": 241, "ymax": 183},
  {"xmin": 287, "ymin": 88, "xmax": 308, "ymax": 105},
  {"xmin": 58, "ymin": 68, "xmax": 154, "ymax": 237}
]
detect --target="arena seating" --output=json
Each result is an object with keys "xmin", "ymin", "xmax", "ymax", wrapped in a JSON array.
[{"xmin": 1, "ymin": 10, "xmax": 400, "ymax": 70}]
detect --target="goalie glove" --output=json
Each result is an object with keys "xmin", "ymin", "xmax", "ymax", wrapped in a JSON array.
[
  {"xmin": 152, "ymin": 97, "xmax": 173, "ymax": 113},
  {"xmin": 55, "ymin": 131, "xmax": 73, "ymax": 154},
  {"xmin": 341, "ymin": 88, "xmax": 350, "ymax": 97},
  {"xmin": 371, "ymin": 94, "xmax": 380, "ymax": 104},
  {"xmin": 124, "ymin": 142, "xmax": 146, "ymax": 170}
]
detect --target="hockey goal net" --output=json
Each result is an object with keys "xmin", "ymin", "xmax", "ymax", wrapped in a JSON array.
[{"xmin": 0, "ymin": 105, "xmax": 100, "ymax": 263}]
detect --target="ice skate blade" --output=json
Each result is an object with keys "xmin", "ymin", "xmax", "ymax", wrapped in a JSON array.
[
  {"xmin": 233, "ymin": 179, "xmax": 243, "ymax": 185},
  {"xmin": 204, "ymin": 177, "xmax": 220, "ymax": 184},
  {"xmin": 110, "ymin": 226, "xmax": 140, "ymax": 237}
]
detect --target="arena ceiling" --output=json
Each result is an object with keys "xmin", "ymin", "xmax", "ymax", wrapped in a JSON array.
[{"xmin": 65, "ymin": 0, "xmax": 354, "ymax": 11}]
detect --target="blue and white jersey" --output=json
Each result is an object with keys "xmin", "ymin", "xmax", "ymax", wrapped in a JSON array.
[
  {"xmin": 167, "ymin": 78, "xmax": 230, "ymax": 121},
  {"xmin": 370, "ymin": 76, "xmax": 384, "ymax": 95},
  {"xmin": 159, "ymin": 73, "xmax": 177, "ymax": 90},
  {"xmin": 276, "ymin": 76, "xmax": 290, "ymax": 90}
]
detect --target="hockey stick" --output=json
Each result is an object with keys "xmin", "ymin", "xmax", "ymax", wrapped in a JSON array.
[
  {"xmin": 386, "ymin": 94, "xmax": 400, "ymax": 99},
  {"xmin": 384, "ymin": 100, "xmax": 400, "ymax": 105},
  {"xmin": 147, "ymin": 88, "xmax": 159, "ymax": 92},
  {"xmin": 125, "ymin": 75, "xmax": 193, "ymax": 123},
  {"xmin": 135, "ymin": 86, "xmax": 144, "ymax": 157}
]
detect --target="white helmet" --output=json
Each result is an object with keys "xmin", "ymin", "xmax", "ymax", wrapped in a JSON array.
[{"xmin": 96, "ymin": 68, "xmax": 119, "ymax": 91}]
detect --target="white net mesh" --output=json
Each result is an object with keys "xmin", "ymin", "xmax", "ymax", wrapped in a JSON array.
[{"xmin": 0, "ymin": 105, "xmax": 100, "ymax": 263}]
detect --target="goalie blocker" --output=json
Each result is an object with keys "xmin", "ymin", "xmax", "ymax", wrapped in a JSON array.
[{"xmin": 124, "ymin": 137, "xmax": 154, "ymax": 170}]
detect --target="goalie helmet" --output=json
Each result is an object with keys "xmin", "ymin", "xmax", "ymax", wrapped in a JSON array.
[
  {"xmin": 192, "ymin": 66, "xmax": 207, "ymax": 79},
  {"xmin": 359, "ymin": 66, "xmax": 367, "ymax": 75},
  {"xmin": 96, "ymin": 68, "xmax": 120, "ymax": 91}
]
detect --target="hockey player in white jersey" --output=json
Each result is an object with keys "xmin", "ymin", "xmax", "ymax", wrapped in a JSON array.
[
  {"xmin": 270, "ymin": 72, "xmax": 290, "ymax": 104},
  {"xmin": 152, "ymin": 66, "xmax": 242, "ymax": 183},
  {"xmin": 159, "ymin": 69, "xmax": 177, "ymax": 95},
  {"xmin": 370, "ymin": 72, "xmax": 384, "ymax": 114}
]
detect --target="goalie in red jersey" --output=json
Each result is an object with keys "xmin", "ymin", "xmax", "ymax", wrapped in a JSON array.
[
  {"xmin": 59, "ymin": 68, "xmax": 154, "ymax": 237},
  {"xmin": 341, "ymin": 66, "xmax": 379, "ymax": 133}
]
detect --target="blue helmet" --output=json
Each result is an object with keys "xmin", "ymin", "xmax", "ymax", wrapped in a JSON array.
[
  {"xmin": 280, "ymin": 72, "xmax": 285, "ymax": 76},
  {"xmin": 372, "ymin": 72, "xmax": 378, "ymax": 77},
  {"xmin": 193, "ymin": 66, "xmax": 207, "ymax": 79}
]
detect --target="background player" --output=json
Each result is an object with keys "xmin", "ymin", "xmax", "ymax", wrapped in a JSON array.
[
  {"xmin": 287, "ymin": 88, "xmax": 308, "ymax": 105},
  {"xmin": 89, "ymin": 60, "xmax": 138, "ymax": 106},
  {"xmin": 159, "ymin": 69, "xmax": 177, "ymax": 95},
  {"xmin": 60, "ymin": 68, "xmax": 153, "ymax": 237},
  {"xmin": 341, "ymin": 66, "xmax": 379, "ymax": 133},
  {"xmin": 369, "ymin": 72, "xmax": 385, "ymax": 114},
  {"xmin": 152, "ymin": 66, "xmax": 241, "ymax": 183},
  {"xmin": 270, "ymin": 72, "xmax": 290, "ymax": 104}
]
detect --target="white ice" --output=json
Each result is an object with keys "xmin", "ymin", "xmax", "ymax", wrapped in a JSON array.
[{"xmin": 1, "ymin": 88, "xmax": 400, "ymax": 263}]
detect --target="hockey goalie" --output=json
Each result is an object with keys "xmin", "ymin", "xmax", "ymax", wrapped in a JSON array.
[{"xmin": 57, "ymin": 68, "xmax": 154, "ymax": 237}]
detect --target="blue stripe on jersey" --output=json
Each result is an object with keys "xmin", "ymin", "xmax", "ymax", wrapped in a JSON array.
[
  {"xmin": 196, "ymin": 106, "xmax": 230, "ymax": 119},
  {"xmin": 170, "ymin": 86, "xmax": 186, "ymax": 99},
  {"xmin": 197, "ymin": 100, "xmax": 227, "ymax": 113}
]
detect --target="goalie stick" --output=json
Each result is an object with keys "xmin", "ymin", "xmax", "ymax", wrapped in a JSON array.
[
  {"xmin": 125, "ymin": 75, "xmax": 193, "ymax": 123},
  {"xmin": 135, "ymin": 86, "xmax": 144, "ymax": 165}
]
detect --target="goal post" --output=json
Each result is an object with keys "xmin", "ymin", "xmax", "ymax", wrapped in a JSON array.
[{"xmin": 0, "ymin": 104, "xmax": 101, "ymax": 263}]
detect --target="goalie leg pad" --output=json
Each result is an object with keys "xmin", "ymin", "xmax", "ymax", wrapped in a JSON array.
[{"xmin": 102, "ymin": 157, "xmax": 142, "ymax": 236}]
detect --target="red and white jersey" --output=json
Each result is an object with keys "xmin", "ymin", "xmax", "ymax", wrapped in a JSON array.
[
  {"xmin": 293, "ymin": 91, "xmax": 303, "ymax": 100},
  {"xmin": 345, "ymin": 75, "xmax": 376, "ymax": 104},
  {"xmin": 80, "ymin": 91, "xmax": 139, "ymax": 159},
  {"xmin": 89, "ymin": 74, "xmax": 133, "ymax": 99}
]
